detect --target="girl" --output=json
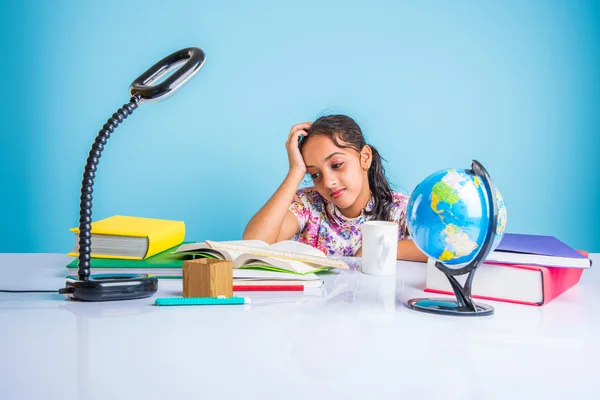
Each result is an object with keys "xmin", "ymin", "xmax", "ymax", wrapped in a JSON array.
[{"xmin": 243, "ymin": 114, "xmax": 427, "ymax": 262}]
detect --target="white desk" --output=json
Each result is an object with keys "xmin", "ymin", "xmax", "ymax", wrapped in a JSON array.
[{"xmin": 1, "ymin": 254, "xmax": 598, "ymax": 400}]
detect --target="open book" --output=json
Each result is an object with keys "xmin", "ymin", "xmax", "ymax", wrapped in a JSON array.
[{"xmin": 174, "ymin": 240, "xmax": 349, "ymax": 275}]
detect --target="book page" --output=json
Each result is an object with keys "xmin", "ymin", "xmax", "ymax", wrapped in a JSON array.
[
  {"xmin": 269, "ymin": 240, "xmax": 327, "ymax": 257},
  {"xmin": 175, "ymin": 240, "xmax": 270, "ymax": 261},
  {"xmin": 235, "ymin": 256, "xmax": 327, "ymax": 275},
  {"xmin": 207, "ymin": 240, "xmax": 349, "ymax": 269}
]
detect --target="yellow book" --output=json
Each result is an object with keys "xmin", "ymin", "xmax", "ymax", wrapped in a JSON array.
[{"xmin": 68, "ymin": 215, "xmax": 185, "ymax": 260}]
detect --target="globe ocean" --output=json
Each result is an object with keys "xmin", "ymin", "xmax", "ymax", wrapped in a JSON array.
[{"xmin": 407, "ymin": 168, "xmax": 507, "ymax": 266}]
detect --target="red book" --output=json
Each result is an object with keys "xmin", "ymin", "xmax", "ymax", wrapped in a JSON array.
[
  {"xmin": 424, "ymin": 252, "xmax": 587, "ymax": 306},
  {"xmin": 233, "ymin": 285, "xmax": 304, "ymax": 291}
]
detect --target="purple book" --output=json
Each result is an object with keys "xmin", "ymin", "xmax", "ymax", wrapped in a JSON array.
[{"xmin": 487, "ymin": 233, "xmax": 592, "ymax": 269}]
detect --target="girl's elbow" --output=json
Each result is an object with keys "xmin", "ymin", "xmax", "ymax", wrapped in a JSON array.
[{"xmin": 242, "ymin": 225, "xmax": 255, "ymax": 240}]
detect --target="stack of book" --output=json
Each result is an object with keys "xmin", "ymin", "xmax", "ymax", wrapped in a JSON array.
[
  {"xmin": 424, "ymin": 233, "xmax": 592, "ymax": 306},
  {"xmin": 67, "ymin": 215, "xmax": 186, "ymax": 261},
  {"xmin": 65, "ymin": 216, "xmax": 345, "ymax": 289}
]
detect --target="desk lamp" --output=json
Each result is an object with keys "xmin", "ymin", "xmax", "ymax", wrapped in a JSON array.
[{"xmin": 66, "ymin": 47, "xmax": 206, "ymax": 301}]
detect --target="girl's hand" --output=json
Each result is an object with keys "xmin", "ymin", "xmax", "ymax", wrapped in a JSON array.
[{"xmin": 286, "ymin": 122, "xmax": 311, "ymax": 175}]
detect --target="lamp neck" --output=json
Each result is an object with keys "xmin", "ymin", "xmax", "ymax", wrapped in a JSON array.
[{"xmin": 77, "ymin": 97, "xmax": 140, "ymax": 281}]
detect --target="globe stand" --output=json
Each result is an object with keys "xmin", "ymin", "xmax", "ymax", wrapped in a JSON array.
[
  {"xmin": 406, "ymin": 160, "xmax": 499, "ymax": 317},
  {"xmin": 406, "ymin": 264, "xmax": 494, "ymax": 316}
]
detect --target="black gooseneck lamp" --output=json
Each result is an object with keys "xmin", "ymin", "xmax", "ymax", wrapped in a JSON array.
[{"xmin": 65, "ymin": 47, "xmax": 206, "ymax": 301}]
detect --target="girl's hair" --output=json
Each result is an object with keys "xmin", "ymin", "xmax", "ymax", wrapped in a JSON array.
[{"xmin": 299, "ymin": 114, "xmax": 394, "ymax": 221}]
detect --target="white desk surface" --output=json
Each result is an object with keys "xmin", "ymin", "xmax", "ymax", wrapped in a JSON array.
[{"xmin": 0, "ymin": 253, "xmax": 598, "ymax": 400}]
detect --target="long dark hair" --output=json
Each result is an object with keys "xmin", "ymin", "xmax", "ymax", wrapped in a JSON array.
[{"xmin": 299, "ymin": 114, "xmax": 394, "ymax": 221}]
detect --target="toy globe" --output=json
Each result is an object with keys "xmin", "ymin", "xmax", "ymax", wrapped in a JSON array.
[{"xmin": 405, "ymin": 160, "xmax": 507, "ymax": 316}]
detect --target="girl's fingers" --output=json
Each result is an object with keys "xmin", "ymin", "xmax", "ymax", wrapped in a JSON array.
[
  {"xmin": 288, "ymin": 122, "xmax": 312, "ymax": 139},
  {"xmin": 287, "ymin": 129, "xmax": 308, "ymax": 145},
  {"xmin": 292, "ymin": 122, "xmax": 312, "ymax": 130}
]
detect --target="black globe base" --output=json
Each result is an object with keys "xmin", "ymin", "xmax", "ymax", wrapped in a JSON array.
[
  {"xmin": 65, "ymin": 274, "xmax": 158, "ymax": 302},
  {"xmin": 406, "ymin": 297, "xmax": 494, "ymax": 316}
]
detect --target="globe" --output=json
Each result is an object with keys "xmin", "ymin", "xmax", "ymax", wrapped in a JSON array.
[{"xmin": 407, "ymin": 168, "xmax": 507, "ymax": 266}]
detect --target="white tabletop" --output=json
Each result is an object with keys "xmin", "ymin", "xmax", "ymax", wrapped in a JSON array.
[{"xmin": 1, "ymin": 253, "xmax": 599, "ymax": 400}]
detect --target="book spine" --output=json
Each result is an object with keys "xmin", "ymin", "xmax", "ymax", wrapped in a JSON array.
[
  {"xmin": 541, "ymin": 266, "xmax": 584, "ymax": 304},
  {"xmin": 145, "ymin": 221, "xmax": 186, "ymax": 258}
]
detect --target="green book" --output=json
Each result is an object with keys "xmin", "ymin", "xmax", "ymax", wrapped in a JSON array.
[
  {"xmin": 65, "ymin": 243, "xmax": 313, "ymax": 278},
  {"xmin": 66, "ymin": 244, "xmax": 193, "ymax": 278},
  {"xmin": 174, "ymin": 239, "xmax": 343, "ymax": 275},
  {"xmin": 67, "ymin": 240, "xmax": 343, "ymax": 278}
]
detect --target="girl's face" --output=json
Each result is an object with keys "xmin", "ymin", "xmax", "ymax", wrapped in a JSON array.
[{"xmin": 301, "ymin": 135, "xmax": 372, "ymax": 218}]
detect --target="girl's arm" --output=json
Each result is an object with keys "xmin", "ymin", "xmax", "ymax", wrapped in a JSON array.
[
  {"xmin": 242, "ymin": 122, "xmax": 312, "ymax": 244},
  {"xmin": 354, "ymin": 240, "xmax": 428, "ymax": 262},
  {"xmin": 396, "ymin": 239, "xmax": 428, "ymax": 262},
  {"xmin": 242, "ymin": 170, "xmax": 303, "ymax": 243}
]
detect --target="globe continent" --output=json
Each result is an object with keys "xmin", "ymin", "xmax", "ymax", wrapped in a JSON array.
[{"xmin": 407, "ymin": 168, "xmax": 507, "ymax": 266}]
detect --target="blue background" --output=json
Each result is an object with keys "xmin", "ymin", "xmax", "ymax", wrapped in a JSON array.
[{"xmin": 1, "ymin": 0, "xmax": 599, "ymax": 253}]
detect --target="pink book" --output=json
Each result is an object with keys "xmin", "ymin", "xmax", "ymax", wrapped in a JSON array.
[{"xmin": 424, "ymin": 251, "xmax": 587, "ymax": 306}]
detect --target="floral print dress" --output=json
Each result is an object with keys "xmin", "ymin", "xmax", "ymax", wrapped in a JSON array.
[{"xmin": 289, "ymin": 187, "xmax": 410, "ymax": 256}]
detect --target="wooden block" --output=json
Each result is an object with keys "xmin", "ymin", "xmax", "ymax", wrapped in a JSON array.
[{"xmin": 182, "ymin": 258, "xmax": 233, "ymax": 298}]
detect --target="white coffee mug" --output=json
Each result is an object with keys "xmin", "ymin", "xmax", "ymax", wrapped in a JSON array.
[{"xmin": 361, "ymin": 221, "xmax": 398, "ymax": 276}]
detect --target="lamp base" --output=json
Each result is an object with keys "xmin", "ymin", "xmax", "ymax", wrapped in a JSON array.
[
  {"xmin": 66, "ymin": 274, "xmax": 158, "ymax": 302},
  {"xmin": 406, "ymin": 297, "xmax": 494, "ymax": 316}
]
